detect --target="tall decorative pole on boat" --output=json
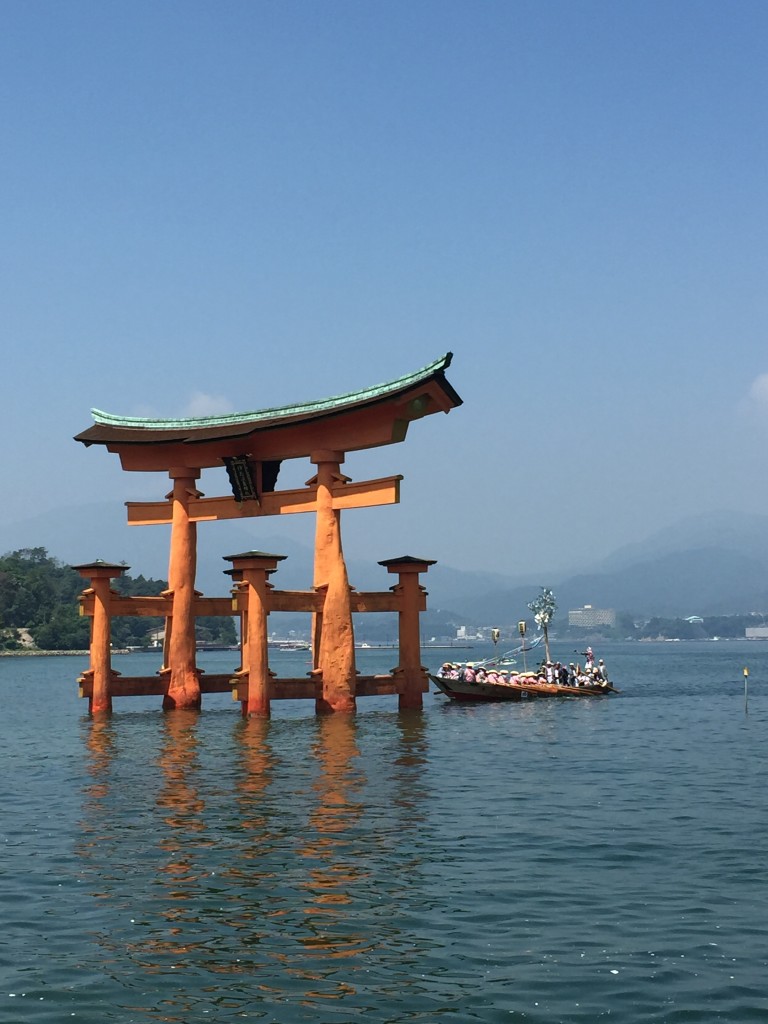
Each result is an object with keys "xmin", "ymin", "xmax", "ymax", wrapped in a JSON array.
[
  {"xmin": 528, "ymin": 587, "xmax": 556, "ymax": 664},
  {"xmin": 518, "ymin": 620, "xmax": 527, "ymax": 672}
]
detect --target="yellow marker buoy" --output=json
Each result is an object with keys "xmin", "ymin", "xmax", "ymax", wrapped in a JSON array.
[{"xmin": 744, "ymin": 666, "xmax": 749, "ymax": 713}]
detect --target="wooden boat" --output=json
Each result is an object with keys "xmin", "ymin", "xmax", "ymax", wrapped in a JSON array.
[
  {"xmin": 430, "ymin": 673, "xmax": 522, "ymax": 702},
  {"xmin": 430, "ymin": 672, "xmax": 618, "ymax": 703},
  {"xmin": 515, "ymin": 679, "xmax": 619, "ymax": 698}
]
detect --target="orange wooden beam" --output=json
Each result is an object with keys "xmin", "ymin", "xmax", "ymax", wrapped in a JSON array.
[
  {"xmin": 230, "ymin": 674, "xmax": 400, "ymax": 702},
  {"xmin": 350, "ymin": 591, "xmax": 427, "ymax": 613},
  {"xmin": 79, "ymin": 672, "xmax": 401, "ymax": 700},
  {"xmin": 108, "ymin": 408, "xmax": 421, "ymax": 472},
  {"xmin": 125, "ymin": 475, "xmax": 402, "ymax": 526},
  {"xmin": 80, "ymin": 589, "xmax": 422, "ymax": 618},
  {"xmin": 78, "ymin": 673, "xmax": 236, "ymax": 698},
  {"xmin": 80, "ymin": 594, "xmax": 235, "ymax": 617},
  {"xmin": 265, "ymin": 591, "xmax": 323, "ymax": 613}
]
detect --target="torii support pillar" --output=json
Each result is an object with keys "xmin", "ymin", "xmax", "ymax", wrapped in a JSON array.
[
  {"xmin": 311, "ymin": 450, "xmax": 356, "ymax": 715},
  {"xmin": 380, "ymin": 556, "xmax": 436, "ymax": 710},
  {"xmin": 162, "ymin": 468, "xmax": 202, "ymax": 710},
  {"xmin": 74, "ymin": 560, "xmax": 129, "ymax": 716},
  {"xmin": 225, "ymin": 551, "xmax": 285, "ymax": 718}
]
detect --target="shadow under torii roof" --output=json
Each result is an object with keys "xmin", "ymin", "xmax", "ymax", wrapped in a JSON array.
[{"xmin": 74, "ymin": 353, "xmax": 462, "ymax": 472}]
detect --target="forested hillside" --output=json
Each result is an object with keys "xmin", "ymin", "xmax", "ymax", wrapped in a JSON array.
[{"xmin": 0, "ymin": 548, "xmax": 235, "ymax": 651}]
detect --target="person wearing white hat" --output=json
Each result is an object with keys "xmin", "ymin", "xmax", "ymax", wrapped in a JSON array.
[{"xmin": 460, "ymin": 663, "xmax": 476, "ymax": 684}]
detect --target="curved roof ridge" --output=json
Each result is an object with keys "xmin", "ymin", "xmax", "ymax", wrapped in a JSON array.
[{"xmin": 92, "ymin": 353, "xmax": 454, "ymax": 430}]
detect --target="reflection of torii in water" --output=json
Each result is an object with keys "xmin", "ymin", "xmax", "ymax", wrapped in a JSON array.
[{"xmin": 74, "ymin": 355, "xmax": 462, "ymax": 716}]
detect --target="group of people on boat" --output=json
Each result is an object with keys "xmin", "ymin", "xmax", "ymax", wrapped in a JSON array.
[
  {"xmin": 437, "ymin": 645, "xmax": 611, "ymax": 690},
  {"xmin": 540, "ymin": 657, "xmax": 610, "ymax": 688}
]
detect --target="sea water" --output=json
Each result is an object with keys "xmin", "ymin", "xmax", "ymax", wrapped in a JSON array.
[{"xmin": 1, "ymin": 641, "xmax": 767, "ymax": 1023}]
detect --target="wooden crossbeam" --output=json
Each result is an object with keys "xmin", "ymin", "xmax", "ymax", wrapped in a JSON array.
[
  {"xmin": 79, "ymin": 594, "xmax": 235, "ymax": 617},
  {"xmin": 265, "ymin": 590, "xmax": 323, "ymax": 613},
  {"xmin": 78, "ymin": 673, "xmax": 236, "ymax": 698},
  {"xmin": 79, "ymin": 673, "xmax": 401, "ymax": 700},
  {"xmin": 231, "ymin": 674, "xmax": 402, "ymax": 702},
  {"xmin": 126, "ymin": 475, "xmax": 402, "ymax": 526},
  {"xmin": 350, "ymin": 591, "xmax": 427, "ymax": 613},
  {"xmin": 79, "ymin": 590, "xmax": 420, "ymax": 617}
]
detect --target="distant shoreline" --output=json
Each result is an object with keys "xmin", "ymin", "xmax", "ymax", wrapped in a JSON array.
[{"xmin": 1, "ymin": 649, "xmax": 90, "ymax": 657}]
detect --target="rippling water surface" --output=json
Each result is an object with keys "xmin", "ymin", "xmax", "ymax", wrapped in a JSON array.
[{"xmin": 1, "ymin": 641, "xmax": 767, "ymax": 1022}]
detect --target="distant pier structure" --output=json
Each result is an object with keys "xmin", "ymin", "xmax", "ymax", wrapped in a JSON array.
[{"xmin": 74, "ymin": 354, "xmax": 462, "ymax": 716}]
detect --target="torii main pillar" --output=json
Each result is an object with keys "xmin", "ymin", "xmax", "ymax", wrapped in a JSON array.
[
  {"xmin": 162, "ymin": 468, "xmax": 203, "ymax": 710},
  {"xmin": 311, "ymin": 451, "xmax": 356, "ymax": 714}
]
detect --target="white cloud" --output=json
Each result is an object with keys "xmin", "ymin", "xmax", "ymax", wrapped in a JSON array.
[
  {"xmin": 748, "ymin": 374, "xmax": 768, "ymax": 406},
  {"xmin": 737, "ymin": 373, "xmax": 768, "ymax": 427},
  {"xmin": 182, "ymin": 392, "xmax": 235, "ymax": 417}
]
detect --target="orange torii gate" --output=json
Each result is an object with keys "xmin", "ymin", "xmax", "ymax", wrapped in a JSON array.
[{"xmin": 74, "ymin": 354, "xmax": 462, "ymax": 716}]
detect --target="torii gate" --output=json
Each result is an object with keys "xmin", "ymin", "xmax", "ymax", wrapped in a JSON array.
[{"xmin": 74, "ymin": 354, "xmax": 462, "ymax": 715}]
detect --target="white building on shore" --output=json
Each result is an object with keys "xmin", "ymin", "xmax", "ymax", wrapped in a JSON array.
[{"xmin": 568, "ymin": 605, "xmax": 616, "ymax": 628}]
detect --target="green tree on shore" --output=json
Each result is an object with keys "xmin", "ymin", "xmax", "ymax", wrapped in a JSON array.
[{"xmin": 0, "ymin": 548, "xmax": 234, "ymax": 651}]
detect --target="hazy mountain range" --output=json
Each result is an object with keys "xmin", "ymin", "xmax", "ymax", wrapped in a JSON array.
[{"xmin": 1, "ymin": 504, "xmax": 767, "ymax": 623}]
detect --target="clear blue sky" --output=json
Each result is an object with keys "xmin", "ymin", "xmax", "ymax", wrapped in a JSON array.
[{"xmin": 2, "ymin": 1, "xmax": 768, "ymax": 579}]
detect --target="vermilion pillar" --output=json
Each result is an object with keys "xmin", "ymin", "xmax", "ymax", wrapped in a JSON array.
[
  {"xmin": 311, "ymin": 450, "xmax": 356, "ymax": 715},
  {"xmin": 380, "ymin": 557, "xmax": 436, "ymax": 710},
  {"xmin": 224, "ymin": 566, "xmax": 245, "ymax": 673},
  {"xmin": 74, "ymin": 560, "xmax": 128, "ymax": 715},
  {"xmin": 225, "ymin": 551, "xmax": 284, "ymax": 718},
  {"xmin": 163, "ymin": 468, "xmax": 202, "ymax": 710}
]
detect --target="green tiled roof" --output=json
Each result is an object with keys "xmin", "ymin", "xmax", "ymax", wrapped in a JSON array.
[{"xmin": 90, "ymin": 353, "xmax": 455, "ymax": 430}]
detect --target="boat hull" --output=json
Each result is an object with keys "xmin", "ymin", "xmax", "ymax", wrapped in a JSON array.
[
  {"xmin": 515, "ymin": 681, "xmax": 615, "ymax": 698},
  {"xmin": 430, "ymin": 674, "xmax": 617, "ymax": 702},
  {"xmin": 430, "ymin": 674, "xmax": 522, "ymax": 702}
]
